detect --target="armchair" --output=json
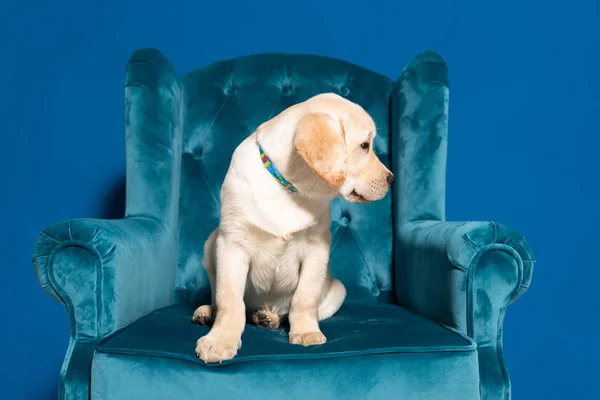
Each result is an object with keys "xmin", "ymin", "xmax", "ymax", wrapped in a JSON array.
[{"xmin": 33, "ymin": 48, "xmax": 534, "ymax": 400}]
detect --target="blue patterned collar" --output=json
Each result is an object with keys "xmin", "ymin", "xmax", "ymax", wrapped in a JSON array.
[{"xmin": 259, "ymin": 146, "xmax": 298, "ymax": 193}]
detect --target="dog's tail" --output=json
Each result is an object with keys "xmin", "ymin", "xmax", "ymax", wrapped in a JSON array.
[{"xmin": 318, "ymin": 279, "xmax": 346, "ymax": 321}]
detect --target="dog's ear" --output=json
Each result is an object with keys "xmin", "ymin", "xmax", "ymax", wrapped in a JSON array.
[{"xmin": 294, "ymin": 113, "xmax": 347, "ymax": 187}]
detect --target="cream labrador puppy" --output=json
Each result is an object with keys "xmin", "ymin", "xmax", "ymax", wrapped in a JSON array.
[{"xmin": 193, "ymin": 93, "xmax": 394, "ymax": 363}]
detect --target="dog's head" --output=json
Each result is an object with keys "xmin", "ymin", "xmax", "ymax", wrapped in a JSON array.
[{"xmin": 292, "ymin": 93, "xmax": 394, "ymax": 203}]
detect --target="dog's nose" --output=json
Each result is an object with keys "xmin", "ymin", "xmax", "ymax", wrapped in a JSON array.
[{"xmin": 386, "ymin": 173, "xmax": 395, "ymax": 187}]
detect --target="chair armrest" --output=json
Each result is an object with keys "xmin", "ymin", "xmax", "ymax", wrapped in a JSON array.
[
  {"xmin": 395, "ymin": 220, "xmax": 534, "ymax": 323},
  {"xmin": 33, "ymin": 217, "xmax": 177, "ymax": 340},
  {"xmin": 32, "ymin": 216, "xmax": 176, "ymax": 399},
  {"xmin": 32, "ymin": 216, "xmax": 177, "ymax": 339},
  {"xmin": 395, "ymin": 220, "xmax": 535, "ymax": 399},
  {"xmin": 124, "ymin": 48, "xmax": 184, "ymax": 230}
]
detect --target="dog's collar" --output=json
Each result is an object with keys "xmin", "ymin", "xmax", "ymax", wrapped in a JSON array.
[{"xmin": 259, "ymin": 145, "xmax": 298, "ymax": 193}]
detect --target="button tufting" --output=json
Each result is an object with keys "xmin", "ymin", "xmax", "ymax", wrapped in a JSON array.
[
  {"xmin": 340, "ymin": 85, "xmax": 350, "ymax": 96},
  {"xmin": 281, "ymin": 84, "xmax": 294, "ymax": 96},
  {"xmin": 340, "ymin": 215, "xmax": 351, "ymax": 226},
  {"xmin": 223, "ymin": 84, "xmax": 238, "ymax": 96}
]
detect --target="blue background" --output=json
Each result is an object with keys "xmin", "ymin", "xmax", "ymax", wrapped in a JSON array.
[{"xmin": 1, "ymin": 0, "xmax": 598, "ymax": 398}]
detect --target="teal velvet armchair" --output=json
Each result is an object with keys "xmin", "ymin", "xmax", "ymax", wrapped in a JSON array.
[{"xmin": 32, "ymin": 49, "xmax": 535, "ymax": 400}]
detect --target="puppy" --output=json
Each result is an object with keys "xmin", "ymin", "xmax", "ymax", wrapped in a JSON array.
[{"xmin": 193, "ymin": 93, "xmax": 394, "ymax": 363}]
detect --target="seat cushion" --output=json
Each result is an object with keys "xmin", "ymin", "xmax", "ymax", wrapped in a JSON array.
[{"xmin": 92, "ymin": 303, "xmax": 480, "ymax": 399}]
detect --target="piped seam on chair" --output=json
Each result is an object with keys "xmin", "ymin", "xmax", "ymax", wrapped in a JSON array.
[
  {"xmin": 95, "ymin": 303, "xmax": 477, "ymax": 369},
  {"xmin": 463, "ymin": 229, "xmax": 534, "ymax": 263},
  {"xmin": 465, "ymin": 245, "xmax": 522, "ymax": 400},
  {"xmin": 44, "ymin": 240, "xmax": 104, "ymax": 399},
  {"xmin": 39, "ymin": 230, "xmax": 60, "ymax": 244},
  {"xmin": 465, "ymin": 244, "xmax": 524, "ymax": 306},
  {"xmin": 493, "ymin": 292, "xmax": 512, "ymax": 400},
  {"xmin": 48, "ymin": 240, "xmax": 106, "ymax": 338},
  {"xmin": 95, "ymin": 341, "xmax": 477, "ymax": 369}
]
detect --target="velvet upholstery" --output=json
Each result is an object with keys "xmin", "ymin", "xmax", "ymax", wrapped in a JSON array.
[
  {"xmin": 32, "ymin": 48, "xmax": 535, "ymax": 400},
  {"xmin": 92, "ymin": 304, "xmax": 480, "ymax": 400},
  {"xmin": 32, "ymin": 217, "xmax": 177, "ymax": 399},
  {"xmin": 395, "ymin": 221, "xmax": 534, "ymax": 399}
]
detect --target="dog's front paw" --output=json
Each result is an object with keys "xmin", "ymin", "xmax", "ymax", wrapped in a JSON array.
[
  {"xmin": 195, "ymin": 334, "xmax": 241, "ymax": 363},
  {"xmin": 289, "ymin": 331, "xmax": 327, "ymax": 346}
]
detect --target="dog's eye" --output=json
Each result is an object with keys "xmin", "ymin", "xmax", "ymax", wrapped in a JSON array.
[{"xmin": 360, "ymin": 142, "xmax": 370, "ymax": 150}]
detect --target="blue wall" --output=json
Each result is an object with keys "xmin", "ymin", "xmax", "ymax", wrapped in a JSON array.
[{"xmin": 2, "ymin": 0, "xmax": 598, "ymax": 398}]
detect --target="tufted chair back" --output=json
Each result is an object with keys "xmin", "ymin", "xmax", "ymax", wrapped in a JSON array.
[
  {"xmin": 174, "ymin": 54, "xmax": 395, "ymax": 304},
  {"xmin": 125, "ymin": 50, "xmax": 449, "ymax": 306}
]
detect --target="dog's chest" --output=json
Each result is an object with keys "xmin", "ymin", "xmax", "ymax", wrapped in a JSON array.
[
  {"xmin": 261, "ymin": 201, "xmax": 317, "ymax": 238},
  {"xmin": 248, "ymin": 186, "xmax": 328, "ymax": 241},
  {"xmin": 245, "ymin": 236, "xmax": 303, "ymax": 304}
]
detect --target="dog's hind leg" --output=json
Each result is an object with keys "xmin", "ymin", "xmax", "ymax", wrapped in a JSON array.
[
  {"xmin": 192, "ymin": 305, "xmax": 215, "ymax": 326},
  {"xmin": 317, "ymin": 278, "xmax": 346, "ymax": 321},
  {"xmin": 249, "ymin": 309, "xmax": 281, "ymax": 329},
  {"xmin": 192, "ymin": 229, "xmax": 218, "ymax": 326}
]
